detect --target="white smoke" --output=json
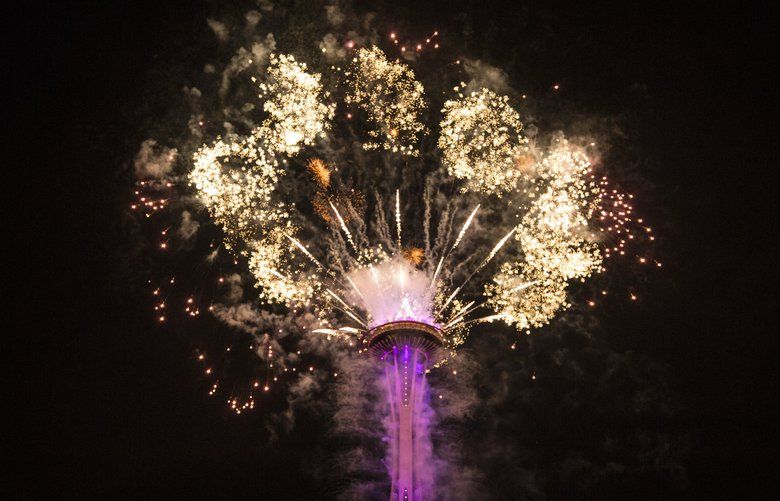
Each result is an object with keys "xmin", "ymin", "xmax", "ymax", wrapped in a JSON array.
[
  {"xmin": 319, "ymin": 33, "xmax": 347, "ymax": 61},
  {"xmin": 244, "ymin": 10, "xmax": 262, "ymax": 33},
  {"xmin": 219, "ymin": 34, "xmax": 276, "ymax": 98},
  {"xmin": 133, "ymin": 139, "xmax": 177, "ymax": 179},
  {"xmin": 462, "ymin": 58, "xmax": 511, "ymax": 95},
  {"xmin": 182, "ymin": 86, "xmax": 201, "ymax": 99},
  {"xmin": 206, "ymin": 18, "xmax": 229, "ymax": 42},
  {"xmin": 177, "ymin": 210, "xmax": 199, "ymax": 241},
  {"xmin": 325, "ymin": 4, "xmax": 345, "ymax": 26}
]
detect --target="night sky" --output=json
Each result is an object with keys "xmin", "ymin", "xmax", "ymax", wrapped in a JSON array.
[{"xmin": 13, "ymin": 0, "xmax": 773, "ymax": 498}]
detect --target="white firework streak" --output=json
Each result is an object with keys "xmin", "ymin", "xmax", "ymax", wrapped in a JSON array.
[
  {"xmin": 438, "ymin": 227, "xmax": 516, "ymax": 313},
  {"xmin": 430, "ymin": 204, "xmax": 480, "ymax": 288}
]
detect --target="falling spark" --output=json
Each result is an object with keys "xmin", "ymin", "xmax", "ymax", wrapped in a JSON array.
[{"xmin": 395, "ymin": 189, "xmax": 402, "ymax": 249}]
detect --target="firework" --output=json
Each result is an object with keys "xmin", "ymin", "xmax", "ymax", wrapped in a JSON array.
[
  {"xmin": 439, "ymin": 87, "xmax": 529, "ymax": 195},
  {"xmin": 483, "ymin": 139, "xmax": 604, "ymax": 332},
  {"xmin": 345, "ymin": 46, "xmax": 427, "ymax": 155},
  {"xmin": 168, "ymin": 43, "xmax": 648, "ymax": 396},
  {"xmin": 135, "ymin": 28, "xmax": 657, "ymax": 499},
  {"xmin": 254, "ymin": 53, "xmax": 335, "ymax": 155}
]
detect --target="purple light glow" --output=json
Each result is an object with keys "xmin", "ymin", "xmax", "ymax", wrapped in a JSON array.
[
  {"xmin": 369, "ymin": 321, "xmax": 443, "ymax": 500},
  {"xmin": 382, "ymin": 345, "xmax": 435, "ymax": 500}
]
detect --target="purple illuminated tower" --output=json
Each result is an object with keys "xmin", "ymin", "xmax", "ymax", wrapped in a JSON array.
[{"xmin": 367, "ymin": 320, "xmax": 444, "ymax": 501}]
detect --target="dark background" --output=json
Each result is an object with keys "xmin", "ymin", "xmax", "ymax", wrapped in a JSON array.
[{"xmin": 11, "ymin": 0, "xmax": 774, "ymax": 498}]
